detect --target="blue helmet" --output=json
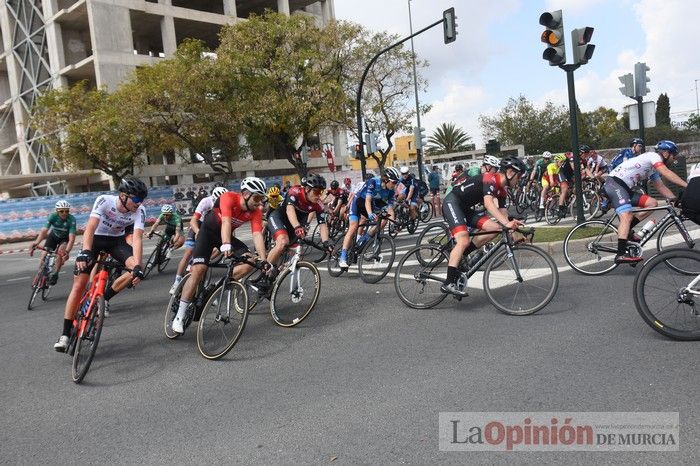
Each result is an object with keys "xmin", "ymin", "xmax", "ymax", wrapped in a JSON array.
[{"xmin": 655, "ymin": 140, "xmax": 678, "ymax": 155}]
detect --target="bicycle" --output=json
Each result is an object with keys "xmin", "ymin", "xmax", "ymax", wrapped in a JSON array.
[
  {"xmin": 143, "ymin": 231, "xmax": 173, "ymax": 278},
  {"xmin": 563, "ymin": 201, "xmax": 699, "ymax": 276},
  {"xmin": 327, "ymin": 212, "xmax": 397, "ymax": 284},
  {"xmin": 394, "ymin": 226, "xmax": 559, "ymax": 315},
  {"xmin": 544, "ymin": 184, "xmax": 600, "ymax": 225},
  {"xmin": 65, "ymin": 255, "xmax": 127, "ymax": 383},
  {"xmin": 388, "ymin": 201, "xmax": 418, "ymax": 238},
  {"xmin": 164, "ymin": 257, "xmax": 249, "ymax": 360},
  {"xmin": 242, "ymin": 237, "xmax": 323, "ymax": 327},
  {"xmin": 28, "ymin": 246, "xmax": 57, "ymax": 310},
  {"xmin": 633, "ymin": 247, "xmax": 700, "ymax": 341},
  {"xmin": 418, "ymin": 198, "xmax": 434, "ymax": 222}
]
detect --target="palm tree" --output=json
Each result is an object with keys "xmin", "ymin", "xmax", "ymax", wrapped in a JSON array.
[{"xmin": 426, "ymin": 122, "xmax": 471, "ymax": 154}]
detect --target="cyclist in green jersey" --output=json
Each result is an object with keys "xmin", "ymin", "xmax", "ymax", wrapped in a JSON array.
[
  {"xmin": 30, "ymin": 200, "xmax": 77, "ymax": 284},
  {"xmin": 146, "ymin": 205, "xmax": 185, "ymax": 258}
]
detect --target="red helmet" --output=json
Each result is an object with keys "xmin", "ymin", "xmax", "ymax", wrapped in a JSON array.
[
  {"xmin": 565, "ymin": 152, "xmax": 574, "ymax": 160},
  {"xmin": 343, "ymin": 177, "xmax": 352, "ymax": 184}
]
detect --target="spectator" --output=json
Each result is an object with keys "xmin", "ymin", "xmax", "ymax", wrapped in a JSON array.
[{"xmin": 428, "ymin": 165, "xmax": 442, "ymax": 217}]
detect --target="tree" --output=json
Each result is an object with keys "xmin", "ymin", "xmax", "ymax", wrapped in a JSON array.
[
  {"xmin": 31, "ymin": 82, "xmax": 156, "ymax": 183},
  {"xmin": 684, "ymin": 113, "xmax": 700, "ymax": 132},
  {"xmin": 478, "ymin": 95, "xmax": 569, "ymax": 154},
  {"xmin": 579, "ymin": 106, "xmax": 626, "ymax": 148},
  {"xmin": 426, "ymin": 122, "xmax": 471, "ymax": 154},
  {"xmin": 656, "ymin": 93, "xmax": 671, "ymax": 126},
  {"xmin": 216, "ymin": 12, "xmax": 353, "ymax": 177}
]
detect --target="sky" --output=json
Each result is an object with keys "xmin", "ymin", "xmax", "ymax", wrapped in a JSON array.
[{"xmin": 334, "ymin": 0, "xmax": 700, "ymax": 147}]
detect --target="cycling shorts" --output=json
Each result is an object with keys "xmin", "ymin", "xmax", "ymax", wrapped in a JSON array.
[
  {"xmin": 267, "ymin": 208, "xmax": 311, "ymax": 242},
  {"xmin": 74, "ymin": 234, "xmax": 133, "ymax": 275},
  {"xmin": 441, "ymin": 192, "xmax": 489, "ymax": 236},
  {"xmin": 603, "ymin": 177, "xmax": 649, "ymax": 215},
  {"xmin": 558, "ymin": 172, "xmax": 573, "ymax": 184},
  {"xmin": 44, "ymin": 233, "xmax": 67, "ymax": 252},
  {"xmin": 191, "ymin": 226, "xmax": 249, "ymax": 266}
]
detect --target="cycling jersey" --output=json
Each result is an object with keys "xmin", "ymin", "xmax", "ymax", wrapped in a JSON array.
[
  {"xmin": 326, "ymin": 187, "xmax": 349, "ymax": 206},
  {"xmin": 532, "ymin": 159, "xmax": 547, "ymax": 179},
  {"xmin": 608, "ymin": 151, "xmax": 663, "ymax": 189},
  {"xmin": 192, "ymin": 196, "xmax": 215, "ymax": 221},
  {"xmin": 90, "ymin": 195, "xmax": 146, "ymax": 236},
  {"xmin": 586, "ymin": 154, "xmax": 608, "ymax": 172},
  {"xmin": 267, "ymin": 194, "xmax": 284, "ymax": 210},
  {"xmin": 204, "ymin": 191, "xmax": 264, "ymax": 234},
  {"xmin": 156, "ymin": 212, "xmax": 183, "ymax": 235},
  {"xmin": 45, "ymin": 212, "xmax": 77, "ymax": 240},
  {"xmin": 348, "ymin": 176, "xmax": 395, "ymax": 221},
  {"xmin": 610, "ymin": 148, "xmax": 636, "ymax": 171},
  {"xmin": 442, "ymin": 173, "xmax": 507, "ymax": 235},
  {"xmin": 466, "ymin": 166, "xmax": 481, "ymax": 177},
  {"xmin": 268, "ymin": 185, "xmax": 325, "ymax": 240},
  {"xmin": 398, "ymin": 175, "xmax": 418, "ymax": 202}
]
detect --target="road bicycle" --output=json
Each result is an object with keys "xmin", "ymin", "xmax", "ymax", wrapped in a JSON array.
[
  {"xmin": 394, "ymin": 226, "xmax": 559, "ymax": 315},
  {"xmin": 28, "ymin": 246, "xmax": 57, "ymax": 310},
  {"xmin": 563, "ymin": 201, "xmax": 699, "ymax": 276},
  {"xmin": 327, "ymin": 212, "xmax": 396, "ymax": 284},
  {"xmin": 388, "ymin": 201, "xmax": 418, "ymax": 237},
  {"xmin": 143, "ymin": 231, "xmax": 173, "ymax": 278},
  {"xmin": 543, "ymin": 184, "xmax": 600, "ymax": 225},
  {"xmin": 165, "ymin": 257, "xmax": 249, "ymax": 360},
  {"xmin": 64, "ymin": 255, "xmax": 127, "ymax": 383},
  {"xmin": 633, "ymin": 247, "xmax": 700, "ymax": 341}
]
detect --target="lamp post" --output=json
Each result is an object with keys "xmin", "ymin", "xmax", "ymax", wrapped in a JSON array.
[{"xmin": 408, "ymin": 0, "xmax": 425, "ymax": 182}]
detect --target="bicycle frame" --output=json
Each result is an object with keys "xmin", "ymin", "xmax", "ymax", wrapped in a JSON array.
[{"xmin": 76, "ymin": 266, "xmax": 109, "ymax": 338}]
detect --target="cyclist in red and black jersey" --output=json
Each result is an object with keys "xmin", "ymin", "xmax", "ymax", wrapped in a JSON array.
[
  {"xmin": 171, "ymin": 177, "xmax": 269, "ymax": 334},
  {"xmin": 441, "ymin": 157, "xmax": 527, "ymax": 296},
  {"xmin": 267, "ymin": 174, "xmax": 333, "ymax": 268},
  {"xmin": 324, "ymin": 179, "xmax": 350, "ymax": 219}
]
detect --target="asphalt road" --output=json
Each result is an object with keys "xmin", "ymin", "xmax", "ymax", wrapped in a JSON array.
[{"xmin": 0, "ymin": 219, "xmax": 697, "ymax": 464}]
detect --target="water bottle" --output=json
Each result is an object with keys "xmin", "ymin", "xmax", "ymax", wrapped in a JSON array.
[
  {"xmin": 80, "ymin": 300, "xmax": 90, "ymax": 316},
  {"xmin": 639, "ymin": 219, "xmax": 657, "ymax": 238}
]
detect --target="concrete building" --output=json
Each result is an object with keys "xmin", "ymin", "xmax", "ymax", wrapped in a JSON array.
[{"xmin": 0, "ymin": 0, "xmax": 343, "ymax": 197}]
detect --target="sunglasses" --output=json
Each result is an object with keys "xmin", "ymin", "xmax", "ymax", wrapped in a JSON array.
[
  {"xmin": 310, "ymin": 188, "xmax": 323, "ymax": 195},
  {"xmin": 56, "ymin": 209, "xmax": 69, "ymax": 214},
  {"xmin": 251, "ymin": 194, "xmax": 266, "ymax": 203},
  {"xmin": 128, "ymin": 195, "xmax": 144, "ymax": 204}
]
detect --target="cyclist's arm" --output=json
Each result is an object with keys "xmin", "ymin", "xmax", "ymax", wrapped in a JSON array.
[
  {"xmin": 32, "ymin": 227, "xmax": 49, "ymax": 248},
  {"xmin": 483, "ymin": 195, "xmax": 511, "ymax": 227},
  {"xmin": 286, "ymin": 203, "xmax": 302, "ymax": 229},
  {"xmin": 81, "ymin": 216, "xmax": 100, "ymax": 252},
  {"xmin": 656, "ymin": 165, "xmax": 688, "ymax": 190},
  {"xmin": 251, "ymin": 209, "xmax": 266, "ymax": 260},
  {"xmin": 189, "ymin": 215, "xmax": 200, "ymax": 235},
  {"xmin": 65, "ymin": 233, "xmax": 76, "ymax": 255},
  {"xmin": 147, "ymin": 216, "xmax": 162, "ymax": 236},
  {"xmin": 132, "ymin": 227, "xmax": 144, "ymax": 268}
]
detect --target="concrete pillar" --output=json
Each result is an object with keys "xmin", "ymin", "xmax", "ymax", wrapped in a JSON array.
[
  {"xmin": 86, "ymin": 1, "xmax": 134, "ymax": 90},
  {"xmin": 161, "ymin": 15, "xmax": 176, "ymax": 56},
  {"xmin": 277, "ymin": 0, "xmax": 290, "ymax": 15},
  {"xmin": 43, "ymin": 0, "xmax": 66, "ymax": 87},
  {"xmin": 223, "ymin": 0, "xmax": 237, "ymax": 17}
]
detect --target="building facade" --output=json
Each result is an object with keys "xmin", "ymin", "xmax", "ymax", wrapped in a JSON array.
[{"xmin": 0, "ymin": 0, "xmax": 342, "ymax": 197}]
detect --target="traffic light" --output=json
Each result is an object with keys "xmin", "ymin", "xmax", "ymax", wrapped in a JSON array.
[
  {"xmin": 540, "ymin": 10, "xmax": 565, "ymax": 66},
  {"xmin": 368, "ymin": 133, "xmax": 379, "ymax": 153},
  {"xmin": 571, "ymin": 27, "xmax": 594, "ymax": 65},
  {"xmin": 443, "ymin": 8, "xmax": 457, "ymax": 44},
  {"xmin": 618, "ymin": 73, "xmax": 634, "ymax": 98},
  {"xmin": 634, "ymin": 62, "xmax": 650, "ymax": 97},
  {"xmin": 354, "ymin": 143, "xmax": 363, "ymax": 159},
  {"xmin": 413, "ymin": 126, "xmax": 426, "ymax": 150},
  {"xmin": 485, "ymin": 139, "xmax": 501, "ymax": 155}
]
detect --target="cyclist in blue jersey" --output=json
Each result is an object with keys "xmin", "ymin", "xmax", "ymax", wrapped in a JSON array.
[
  {"xmin": 397, "ymin": 166, "xmax": 419, "ymax": 221},
  {"xmin": 338, "ymin": 167, "xmax": 399, "ymax": 268},
  {"xmin": 610, "ymin": 138, "xmax": 645, "ymax": 171}
]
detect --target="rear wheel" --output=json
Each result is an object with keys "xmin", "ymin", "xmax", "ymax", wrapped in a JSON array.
[
  {"xmin": 164, "ymin": 273, "xmax": 189, "ymax": 339},
  {"xmin": 71, "ymin": 297, "xmax": 105, "ymax": 383},
  {"xmin": 157, "ymin": 241, "xmax": 171, "ymax": 272},
  {"xmin": 419, "ymin": 202, "xmax": 433, "ymax": 222},
  {"xmin": 197, "ymin": 281, "xmax": 249, "ymax": 360},
  {"xmin": 416, "ymin": 222, "xmax": 450, "ymax": 248},
  {"xmin": 563, "ymin": 220, "xmax": 619, "ymax": 275}
]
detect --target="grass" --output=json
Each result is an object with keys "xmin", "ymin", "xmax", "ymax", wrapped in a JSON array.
[{"xmin": 531, "ymin": 225, "xmax": 606, "ymax": 243}]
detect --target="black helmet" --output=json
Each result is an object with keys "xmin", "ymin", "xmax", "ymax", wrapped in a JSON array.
[
  {"xmin": 455, "ymin": 164, "xmax": 464, "ymax": 171},
  {"xmin": 630, "ymin": 138, "xmax": 644, "ymax": 147},
  {"xmin": 579, "ymin": 144, "xmax": 591, "ymax": 153},
  {"xmin": 500, "ymin": 156, "xmax": 527, "ymax": 173},
  {"xmin": 330, "ymin": 180, "xmax": 339, "ymax": 190},
  {"xmin": 303, "ymin": 173, "xmax": 326, "ymax": 189},
  {"xmin": 118, "ymin": 177, "xmax": 148, "ymax": 199}
]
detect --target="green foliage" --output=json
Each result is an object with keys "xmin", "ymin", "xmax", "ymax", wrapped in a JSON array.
[
  {"xmin": 684, "ymin": 113, "xmax": 700, "ymax": 132},
  {"xmin": 656, "ymin": 93, "xmax": 671, "ymax": 126},
  {"xmin": 426, "ymin": 122, "xmax": 471, "ymax": 155}
]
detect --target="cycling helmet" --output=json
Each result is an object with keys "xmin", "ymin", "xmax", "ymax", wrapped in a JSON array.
[
  {"xmin": 303, "ymin": 173, "xmax": 326, "ymax": 189},
  {"xmin": 343, "ymin": 177, "xmax": 352, "ymax": 185},
  {"xmin": 240, "ymin": 177, "xmax": 267, "ymax": 196},
  {"xmin": 400, "ymin": 166, "xmax": 410, "ymax": 174},
  {"xmin": 454, "ymin": 164, "xmax": 464, "ymax": 171},
  {"xmin": 579, "ymin": 144, "xmax": 591, "ymax": 153},
  {"xmin": 384, "ymin": 167, "xmax": 400, "ymax": 181},
  {"xmin": 542, "ymin": 151, "xmax": 552, "ymax": 159},
  {"xmin": 118, "ymin": 177, "xmax": 148, "ymax": 199},
  {"xmin": 161, "ymin": 204, "xmax": 174, "ymax": 214},
  {"xmin": 330, "ymin": 180, "xmax": 339, "ymax": 190},
  {"xmin": 554, "ymin": 154, "xmax": 567, "ymax": 162},
  {"xmin": 267, "ymin": 186, "xmax": 280, "ymax": 197},
  {"xmin": 483, "ymin": 155, "xmax": 501, "ymax": 167},
  {"xmin": 631, "ymin": 138, "xmax": 644, "ymax": 147},
  {"xmin": 500, "ymin": 156, "xmax": 528, "ymax": 173},
  {"xmin": 656, "ymin": 140, "xmax": 678, "ymax": 155},
  {"xmin": 55, "ymin": 200, "xmax": 71, "ymax": 210},
  {"xmin": 212, "ymin": 186, "xmax": 228, "ymax": 199}
]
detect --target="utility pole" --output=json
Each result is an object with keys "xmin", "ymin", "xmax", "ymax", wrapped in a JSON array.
[{"xmin": 408, "ymin": 0, "xmax": 424, "ymax": 182}]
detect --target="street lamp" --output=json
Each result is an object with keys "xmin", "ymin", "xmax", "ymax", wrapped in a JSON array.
[{"xmin": 408, "ymin": 0, "xmax": 424, "ymax": 181}]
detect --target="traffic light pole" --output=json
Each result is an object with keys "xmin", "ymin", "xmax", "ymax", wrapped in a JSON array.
[
  {"xmin": 356, "ymin": 18, "xmax": 443, "ymax": 180},
  {"xmin": 635, "ymin": 96, "xmax": 645, "ymax": 142},
  {"xmin": 560, "ymin": 63, "xmax": 586, "ymax": 224}
]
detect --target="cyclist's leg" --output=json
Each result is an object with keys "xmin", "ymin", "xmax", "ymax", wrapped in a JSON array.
[
  {"xmin": 266, "ymin": 209, "xmax": 291, "ymax": 266},
  {"xmin": 441, "ymin": 193, "xmax": 470, "ymax": 295}
]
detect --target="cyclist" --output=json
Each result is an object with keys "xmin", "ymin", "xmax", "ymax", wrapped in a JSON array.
[
  {"xmin": 338, "ymin": 167, "xmax": 399, "ymax": 268},
  {"xmin": 53, "ymin": 177, "xmax": 148, "ymax": 352},
  {"xmin": 146, "ymin": 204, "xmax": 184, "ymax": 258},
  {"xmin": 603, "ymin": 140, "xmax": 687, "ymax": 264},
  {"xmin": 397, "ymin": 166, "xmax": 419, "ymax": 221},
  {"xmin": 556, "ymin": 152, "xmax": 575, "ymax": 218},
  {"xmin": 171, "ymin": 177, "xmax": 270, "ymax": 334},
  {"xmin": 530, "ymin": 151, "xmax": 551, "ymax": 186},
  {"xmin": 324, "ymin": 179, "xmax": 350, "ymax": 219},
  {"xmin": 539, "ymin": 154, "xmax": 566, "ymax": 214},
  {"xmin": 267, "ymin": 174, "xmax": 333, "ymax": 272},
  {"xmin": 267, "ymin": 185, "xmax": 284, "ymax": 213},
  {"xmin": 583, "ymin": 148, "xmax": 608, "ymax": 182},
  {"xmin": 681, "ymin": 162, "xmax": 700, "ymax": 225},
  {"xmin": 30, "ymin": 200, "xmax": 77, "ymax": 285},
  {"xmin": 428, "ymin": 165, "xmax": 442, "ymax": 217},
  {"xmin": 450, "ymin": 164, "xmax": 464, "ymax": 185},
  {"xmin": 441, "ymin": 157, "xmax": 527, "ymax": 296},
  {"xmin": 169, "ymin": 186, "xmax": 227, "ymax": 294},
  {"xmin": 610, "ymin": 138, "xmax": 645, "ymax": 171}
]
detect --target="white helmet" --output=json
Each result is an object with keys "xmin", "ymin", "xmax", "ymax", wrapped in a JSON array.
[
  {"xmin": 399, "ymin": 166, "xmax": 410, "ymax": 174},
  {"xmin": 212, "ymin": 186, "xmax": 228, "ymax": 199},
  {"xmin": 161, "ymin": 204, "xmax": 174, "ymax": 214},
  {"xmin": 240, "ymin": 177, "xmax": 267, "ymax": 196},
  {"xmin": 542, "ymin": 151, "xmax": 552, "ymax": 159},
  {"xmin": 483, "ymin": 155, "xmax": 501, "ymax": 167},
  {"xmin": 384, "ymin": 167, "xmax": 400, "ymax": 181},
  {"xmin": 55, "ymin": 200, "xmax": 71, "ymax": 210}
]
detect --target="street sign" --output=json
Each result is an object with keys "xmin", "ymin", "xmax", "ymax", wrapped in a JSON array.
[
  {"xmin": 325, "ymin": 147, "xmax": 335, "ymax": 172},
  {"xmin": 625, "ymin": 101, "xmax": 656, "ymax": 130}
]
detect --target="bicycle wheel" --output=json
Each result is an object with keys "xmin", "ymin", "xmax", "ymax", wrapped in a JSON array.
[
  {"xmin": 544, "ymin": 195, "xmax": 561, "ymax": 225},
  {"xmin": 394, "ymin": 245, "xmax": 449, "ymax": 309},
  {"xmin": 483, "ymin": 244, "xmax": 559, "ymax": 316},
  {"xmin": 27, "ymin": 279, "xmax": 41, "ymax": 311},
  {"xmin": 197, "ymin": 280, "xmax": 248, "ymax": 360},
  {"xmin": 563, "ymin": 220, "xmax": 619, "ymax": 275},
  {"xmin": 143, "ymin": 245, "xmax": 159, "ymax": 279},
  {"xmin": 72, "ymin": 296, "xmax": 106, "ymax": 383},
  {"xmin": 633, "ymin": 248, "xmax": 700, "ymax": 340},
  {"xmin": 416, "ymin": 222, "xmax": 450, "ymax": 248},
  {"xmin": 327, "ymin": 236, "xmax": 347, "ymax": 277},
  {"xmin": 656, "ymin": 218, "xmax": 700, "ymax": 275},
  {"xmin": 164, "ymin": 273, "xmax": 189, "ymax": 339},
  {"xmin": 41, "ymin": 283, "xmax": 53, "ymax": 301},
  {"xmin": 387, "ymin": 220, "xmax": 400, "ymax": 238},
  {"xmin": 358, "ymin": 234, "xmax": 395, "ymax": 284},
  {"xmin": 241, "ymin": 269, "xmax": 265, "ymax": 312},
  {"xmin": 569, "ymin": 190, "xmax": 600, "ymax": 220},
  {"xmin": 157, "ymin": 243, "xmax": 171, "ymax": 272},
  {"xmin": 420, "ymin": 202, "xmax": 433, "ymax": 222},
  {"xmin": 270, "ymin": 261, "xmax": 320, "ymax": 327},
  {"xmin": 407, "ymin": 216, "xmax": 418, "ymax": 235}
]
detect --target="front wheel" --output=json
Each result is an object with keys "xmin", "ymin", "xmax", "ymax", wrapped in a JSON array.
[
  {"xmin": 633, "ymin": 248, "xmax": 700, "ymax": 340},
  {"xmin": 656, "ymin": 217, "xmax": 700, "ymax": 275},
  {"xmin": 419, "ymin": 202, "xmax": 433, "ymax": 222},
  {"xmin": 27, "ymin": 274, "xmax": 42, "ymax": 310},
  {"xmin": 483, "ymin": 244, "xmax": 559, "ymax": 315},
  {"xmin": 164, "ymin": 274, "xmax": 189, "ymax": 339},
  {"xmin": 143, "ymin": 244, "xmax": 159, "ymax": 279},
  {"xmin": 327, "ymin": 236, "xmax": 348, "ymax": 277},
  {"xmin": 157, "ymin": 242, "xmax": 171, "ymax": 272},
  {"xmin": 271, "ymin": 261, "xmax": 320, "ymax": 327},
  {"xmin": 563, "ymin": 220, "xmax": 619, "ymax": 275},
  {"xmin": 197, "ymin": 280, "xmax": 249, "ymax": 360},
  {"xmin": 358, "ymin": 234, "xmax": 395, "ymax": 284},
  {"xmin": 72, "ymin": 296, "xmax": 106, "ymax": 383},
  {"xmin": 544, "ymin": 195, "xmax": 561, "ymax": 225}
]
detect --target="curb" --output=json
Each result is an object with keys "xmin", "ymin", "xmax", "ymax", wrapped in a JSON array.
[{"xmin": 0, "ymin": 247, "xmax": 31, "ymax": 255}]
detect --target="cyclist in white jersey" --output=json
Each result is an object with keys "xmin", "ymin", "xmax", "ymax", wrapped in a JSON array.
[
  {"xmin": 53, "ymin": 177, "xmax": 149, "ymax": 352},
  {"xmin": 603, "ymin": 140, "xmax": 686, "ymax": 264}
]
